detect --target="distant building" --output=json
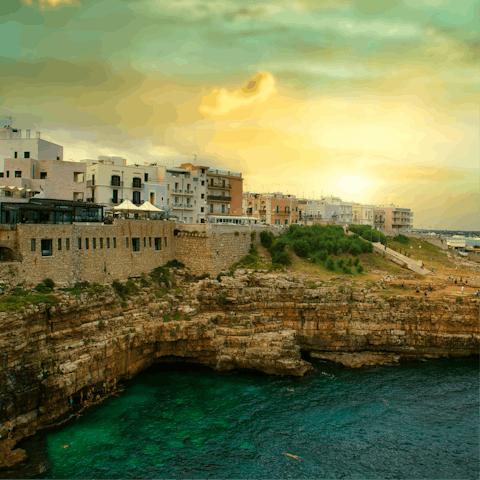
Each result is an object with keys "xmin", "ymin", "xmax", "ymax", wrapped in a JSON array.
[
  {"xmin": 352, "ymin": 203, "xmax": 374, "ymax": 226},
  {"xmin": 377, "ymin": 205, "xmax": 413, "ymax": 232},
  {"xmin": 205, "ymin": 168, "xmax": 243, "ymax": 217},
  {"xmin": 373, "ymin": 208, "xmax": 386, "ymax": 230},
  {"xmin": 244, "ymin": 192, "xmax": 298, "ymax": 225},
  {"xmin": 304, "ymin": 196, "xmax": 353, "ymax": 225}
]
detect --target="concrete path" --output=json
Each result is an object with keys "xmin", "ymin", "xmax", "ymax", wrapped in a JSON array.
[{"xmin": 372, "ymin": 242, "xmax": 433, "ymax": 275}]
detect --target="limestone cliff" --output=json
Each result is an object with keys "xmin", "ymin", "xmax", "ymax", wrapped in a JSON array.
[{"xmin": 0, "ymin": 268, "xmax": 478, "ymax": 469}]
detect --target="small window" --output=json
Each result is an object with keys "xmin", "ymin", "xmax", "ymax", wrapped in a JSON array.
[
  {"xmin": 58, "ymin": 238, "xmax": 62, "ymax": 250},
  {"xmin": 14, "ymin": 152, "xmax": 18, "ymax": 158},
  {"xmin": 66, "ymin": 238, "xmax": 70, "ymax": 250},
  {"xmin": 154, "ymin": 238, "xmax": 162, "ymax": 251},
  {"xmin": 85, "ymin": 238, "xmax": 89, "ymax": 249},
  {"xmin": 24, "ymin": 152, "xmax": 30, "ymax": 158},
  {"xmin": 201, "ymin": 194, "xmax": 205, "ymax": 199},
  {"xmin": 31, "ymin": 239, "xmax": 35, "ymax": 251},
  {"xmin": 100, "ymin": 238, "xmax": 103, "ymax": 249},
  {"xmin": 40, "ymin": 172, "xmax": 47, "ymax": 179},
  {"xmin": 164, "ymin": 237, "xmax": 167, "ymax": 247},
  {"xmin": 56, "ymin": 156, "xmax": 60, "ymax": 160},
  {"xmin": 0, "ymin": 173, "xmax": 3, "ymax": 178},
  {"xmin": 144, "ymin": 173, "xmax": 149, "ymax": 182},
  {"xmin": 41, "ymin": 239, "xmax": 52, "ymax": 256},
  {"xmin": 107, "ymin": 238, "xmax": 110, "ymax": 248},
  {"xmin": 14, "ymin": 171, "xmax": 22, "ymax": 178},
  {"xmin": 92, "ymin": 238, "xmax": 96, "ymax": 249},
  {"xmin": 6, "ymin": 171, "xmax": 9, "ymax": 178},
  {"xmin": 132, "ymin": 238, "xmax": 140, "ymax": 252},
  {"xmin": 143, "ymin": 237, "xmax": 146, "ymax": 248},
  {"xmin": 126, "ymin": 238, "xmax": 129, "ymax": 248},
  {"xmin": 201, "ymin": 181, "xmax": 205, "ymax": 186},
  {"xmin": 78, "ymin": 238, "xmax": 82, "ymax": 249},
  {"xmin": 113, "ymin": 237, "xmax": 116, "ymax": 248},
  {"xmin": 149, "ymin": 237, "xmax": 152, "ymax": 247},
  {"xmin": 201, "ymin": 207, "xmax": 204, "ymax": 213}
]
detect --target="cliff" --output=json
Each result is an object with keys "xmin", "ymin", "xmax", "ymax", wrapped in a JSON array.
[{"xmin": 0, "ymin": 268, "xmax": 478, "ymax": 469}]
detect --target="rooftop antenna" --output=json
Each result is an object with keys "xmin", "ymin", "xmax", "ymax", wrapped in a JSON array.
[{"xmin": 1, "ymin": 115, "xmax": 15, "ymax": 128}]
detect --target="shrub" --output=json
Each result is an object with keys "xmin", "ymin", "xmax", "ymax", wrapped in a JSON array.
[
  {"xmin": 393, "ymin": 234, "xmax": 409, "ymax": 245},
  {"xmin": 163, "ymin": 314, "xmax": 171, "ymax": 322},
  {"xmin": 291, "ymin": 239, "xmax": 310, "ymax": 258},
  {"xmin": 43, "ymin": 278, "xmax": 55, "ymax": 289},
  {"xmin": 342, "ymin": 266, "xmax": 353, "ymax": 275},
  {"xmin": 455, "ymin": 297, "xmax": 463, "ymax": 303},
  {"xmin": 271, "ymin": 250, "xmax": 292, "ymax": 266},
  {"xmin": 317, "ymin": 249, "xmax": 328, "ymax": 263},
  {"xmin": 336, "ymin": 258, "xmax": 345, "ymax": 269},
  {"xmin": 164, "ymin": 260, "xmax": 185, "ymax": 269},
  {"xmin": 234, "ymin": 231, "xmax": 239, "ymax": 236},
  {"xmin": 325, "ymin": 257, "xmax": 336, "ymax": 271},
  {"xmin": 260, "ymin": 230, "xmax": 274, "ymax": 248},
  {"xmin": 353, "ymin": 257, "xmax": 360, "ymax": 266},
  {"xmin": 357, "ymin": 264, "xmax": 364, "ymax": 274},
  {"xmin": 197, "ymin": 294, "xmax": 203, "ymax": 301},
  {"xmin": 35, "ymin": 283, "xmax": 52, "ymax": 294}
]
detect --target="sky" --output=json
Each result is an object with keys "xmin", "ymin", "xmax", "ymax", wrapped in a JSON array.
[{"xmin": 1, "ymin": 0, "xmax": 479, "ymax": 230}]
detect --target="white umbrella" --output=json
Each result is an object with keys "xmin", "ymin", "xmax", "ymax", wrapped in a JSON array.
[
  {"xmin": 136, "ymin": 201, "xmax": 163, "ymax": 213},
  {"xmin": 113, "ymin": 199, "xmax": 141, "ymax": 216}
]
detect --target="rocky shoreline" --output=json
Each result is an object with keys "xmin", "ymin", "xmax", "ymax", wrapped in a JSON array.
[{"xmin": 1, "ymin": 267, "xmax": 479, "ymax": 469}]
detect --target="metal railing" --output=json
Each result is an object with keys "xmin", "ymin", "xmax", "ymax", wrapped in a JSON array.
[
  {"xmin": 110, "ymin": 180, "xmax": 123, "ymax": 187},
  {"xmin": 208, "ymin": 195, "xmax": 231, "ymax": 201},
  {"xmin": 132, "ymin": 182, "xmax": 142, "ymax": 189},
  {"xmin": 87, "ymin": 180, "xmax": 95, "ymax": 186}
]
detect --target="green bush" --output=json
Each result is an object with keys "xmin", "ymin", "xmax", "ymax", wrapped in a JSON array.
[
  {"xmin": 393, "ymin": 234, "xmax": 409, "ymax": 245},
  {"xmin": 163, "ymin": 314, "xmax": 171, "ymax": 322},
  {"xmin": 234, "ymin": 231, "xmax": 240, "ymax": 236},
  {"xmin": 164, "ymin": 260, "xmax": 185, "ymax": 269},
  {"xmin": 455, "ymin": 297, "xmax": 463, "ymax": 303},
  {"xmin": 326, "ymin": 257, "xmax": 336, "ymax": 271},
  {"xmin": 271, "ymin": 250, "xmax": 292, "ymax": 266},
  {"xmin": 357, "ymin": 264, "xmax": 364, "ymax": 274},
  {"xmin": 260, "ymin": 230, "xmax": 274, "ymax": 248},
  {"xmin": 337, "ymin": 258, "xmax": 345, "ymax": 269},
  {"xmin": 292, "ymin": 239, "xmax": 310, "ymax": 258},
  {"xmin": 35, "ymin": 283, "xmax": 52, "ymax": 294},
  {"xmin": 353, "ymin": 257, "xmax": 360, "ymax": 266},
  {"xmin": 43, "ymin": 278, "xmax": 55, "ymax": 289}
]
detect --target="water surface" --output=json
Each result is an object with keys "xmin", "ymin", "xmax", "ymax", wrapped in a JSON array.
[{"xmin": 14, "ymin": 357, "xmax": 480, "ymax": 479}]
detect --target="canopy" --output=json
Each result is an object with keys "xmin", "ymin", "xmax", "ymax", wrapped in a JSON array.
[
  {"xmin": 136, "ymin": 201, "xmax": 163, "ymax": 212},
  {"xmin": 113, "ymin": 199, "xmax": 140, "ymax": 212}
]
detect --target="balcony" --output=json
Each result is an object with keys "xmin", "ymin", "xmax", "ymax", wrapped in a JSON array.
[
  {"xmin": 132, "ymin": 181, "xmax": 142, "ymax": 189},
  {"xmin": 111, "ymin": 180, "xmax": 123, "ymax": 187},
  {"xmin": 208, "ymin": 195, "xmax": 231, "ymax": 202},
  {"xmin": 87, "ymin": 180, "xmax": 95, "ymax": 186},
  {"xmin": 86, "ymin": 198, "xmax": 94, "ymax": 203},
  {"xmin": 208, "ymin": 184, "xmax": 230, "ymax": 189},
  {"xmin": 259, "ymin": 209, "xmax": 266, "ymax": 214},
  {"xmin": 172, "ymin": 204, "xmax": 183, "ymax": 209},
  {"xmin": 184, "ymin": 204, "xmax": 194, "ymax": 209},
  {"xmin": 184, "ymin": 190, "xmax": 195, "ymax": 195},
  {"xmin": 110, "ymin": 198, "xmax": 123, "ymax": 204},
  {"xmin": 173, "ymin": 189, "xmax": 182, "ymax": 193},
  {"xmin": 274, "ymin": 211, "xmax": 292, "ymax": 216}
]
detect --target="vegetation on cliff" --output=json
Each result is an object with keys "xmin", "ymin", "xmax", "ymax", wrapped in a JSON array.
[{"xmin": 349, "ymin": 225, "xmax": 388, "ymax": 245}]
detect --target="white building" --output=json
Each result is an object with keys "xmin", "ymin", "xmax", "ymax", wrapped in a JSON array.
[
  {"xmin": 305, "ymin": 196, "xmax": 354, "ymax": 225},
  {"xmin": 164, "ymin": 167, "xmax": 208, "ymax": 223},
  {"xmin": 0, "ymin": 125, "xmax": 64, "ymax": 172},
  {"xmin": 84, "ymin": 156, "xmax": 166, "ymax": 210}
]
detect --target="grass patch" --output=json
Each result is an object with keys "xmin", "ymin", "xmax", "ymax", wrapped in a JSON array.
[{"xmin": 0, "ymin": 287, "xmax": 59, "ymax": 312}]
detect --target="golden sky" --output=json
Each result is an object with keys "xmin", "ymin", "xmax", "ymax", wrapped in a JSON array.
[{"xmin": 1, "ymin": 0, "xmax": 479, "ymax": 229}]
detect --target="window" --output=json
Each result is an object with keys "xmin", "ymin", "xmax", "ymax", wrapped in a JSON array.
[
  {"xmin": 132, "ymin": 177, "xmax": 142, "ymax": 188},
  {"xmin": 144, "ymin": 173, "xmax": 149, "ymax": 182},
  {"xmin": 78, "ymin": 238, "xmax": 82, "ymax": 249},
  {"xmin": 41, "ymin": 239, "xmax": 52, "ymax": 256},
  {"xmin": 133, "ymin": 191, "xmax": 141, "ymax": 204},
  {"xmin": 31, "ymin": 239, "xmax": 35, "ymax": 251},
  {"xmin": 210, "ymin": 204, "xmax": 213, "ymax": 213},
  {"xmin": 126, "ymin": 238, "xmax": 129, "ymax": 248},
  {"xmin": 24, "ymin": 152, "xmax": 30, "ymax": 158},
  {"xmin": 276, "ymin": 206, "xmax": 279, "ymax": 213},
  {"xmin": 40, "ymin": 172, "xmax": 47, "ymax": 179},
  {"xmin": 58, "ymin": 238, "xmax": 62, "ymax": 250},
  {"xmin": 154, "ymin": 238, "xmax": 162, "ymax": 250},
  {"xmin": 92, "ymin": 238, "xmax": 96, "ymax": 249},
  {"xmin": 143, "ymin": 237, "xmax": 146, "ymax": 248},
  {"xmin": 201, "ymin": 181, "xmax": 205, "ymax": 186},
  {"xmin": 15, "ymin": 171, "xmax": 21, "ymax": 178},
  {"xmin": 56, "ymin": 156, "xmax": 60, "ymax": 160},
  {"xmin": 201, "ymin": 193, "xmax": 205, "ymax": 199},
  {"xmin": 14, "ymin": 152, "xmax": 18, "ymax": 158},
  {"xmin": 132, "ymin": 238, "xmax": 140, "ymax": 252},
  {"xmin": 100, "ymin": 238, "xmax": 103, "ymax": 249},
  {"xmin": 201, "ymin": 207, "xmax": 204, "ymax": 213},
  {"xmin": 6, "ymin": 171, "xmax": 9, "ymax": 178},
  {"xmin": 85, "ymin": 238, "xmax": 89, "ymax": 249},
  {"xmin": 111, "ymin": 175, "xmax": 120, "ymax": 187},
  {"xmin": 113, "ymin": 237, "xmax": 116, "ymax": 248},
  {"xmin": 0, "ymin": 173, "xmax": 3, "ymax": 178},
  {"xmin": 107, "ymin": 238, "xmax": 110, "ymax": 248},
  {"xmin": 149, "ymin": 237, "xmax": 152, "ymax": 247},
  {"xmin": 164, "ymin": 237, "xmax": 167, "ymax": 247},
  {"xmin": 112, "ymin": 189, "xmax": 118, "ymax": 203},
  {"xmin": 275, "ymin": 219, "xmax": 280, "ymax": 225},
  {"xmin": 66, "ymin": 238, "xmax": 70, "ymax": 250},
  {"xmin": 221, "ymin": 204, "xmax": 225, "ymax": 214}
]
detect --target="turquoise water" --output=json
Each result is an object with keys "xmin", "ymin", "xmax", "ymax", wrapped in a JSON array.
[{"xmin": 16, "ymin": 357, "xmax": 480, "ymax": 479}]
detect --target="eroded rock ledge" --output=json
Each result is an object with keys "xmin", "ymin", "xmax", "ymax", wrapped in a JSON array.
[{"xmin": 0, "ymin": 268, "xmax": 479, "ymax": 468}]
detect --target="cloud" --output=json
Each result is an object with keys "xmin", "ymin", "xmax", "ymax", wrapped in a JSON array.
[{"xmin": 199, "ymin": 71, "xmax": 278, "ymax": 117}]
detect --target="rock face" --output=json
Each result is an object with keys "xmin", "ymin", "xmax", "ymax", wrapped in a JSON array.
[{"xmin": 0, "ymin": 269, "xmax": 479, "ymax": 468}]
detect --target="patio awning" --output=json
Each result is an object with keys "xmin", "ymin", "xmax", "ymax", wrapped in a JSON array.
[{"xmin": 136, "ymin": 201, "xmax": 164, "ymax": 212}]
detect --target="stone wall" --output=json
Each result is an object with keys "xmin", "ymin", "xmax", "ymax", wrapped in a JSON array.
[{"xmin": 2, "ymin": 220, "xmax": 175, "ymax": 287}]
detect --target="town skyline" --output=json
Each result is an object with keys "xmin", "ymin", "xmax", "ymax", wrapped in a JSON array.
[{"xmin": 1, "ymin": 0, "xmax": 478, "ymax": 230}]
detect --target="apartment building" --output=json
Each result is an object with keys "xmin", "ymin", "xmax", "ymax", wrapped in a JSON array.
[
  {"xmin": 84, "ymin": 157, "xmax": 166, "ymax": 210},
  {"xmin": 205, "ymin": 168, "xmax": 243, "ymax": 216},
  {"xmin": 352, "ymin": 203, "xmax": 374, "ymax": 226},
  {"xmin": 379, "ymin": 205, "xmax": 413, "ymax": 231},
  {"xmin": 305, "ymin": 196, "xmax": 354, "ymax": 225},
  {"xmin": 164, "ymin": 165, "xmax": 208, "ymax": 223},
  {"xmin": 0, "ymin": 125, "xmax": 64, "ymax": 171},
  {"xmin": 2, "ymin": 157, "xmax": 86, "ymax": 202},
  {"xmin": 244, "ymin": 192, "xmax": 299, "ymax": 225},
  {"xmin": 373, "ymin": 208, "xmax": 386, "ymax": 230}
]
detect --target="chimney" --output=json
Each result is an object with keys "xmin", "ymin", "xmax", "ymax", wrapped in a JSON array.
[
  {"xmin": 36, "ymin": 131, "xmax": 41, "ymax": 139},
  {"xmin": 26, "ymin": 129, "xmax": 31, "ymax": 139}
]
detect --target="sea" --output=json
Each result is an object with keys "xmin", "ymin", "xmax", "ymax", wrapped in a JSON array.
[{"xmin": 8, "ymin": 356, "xmax": 479, "ymax": 479}]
